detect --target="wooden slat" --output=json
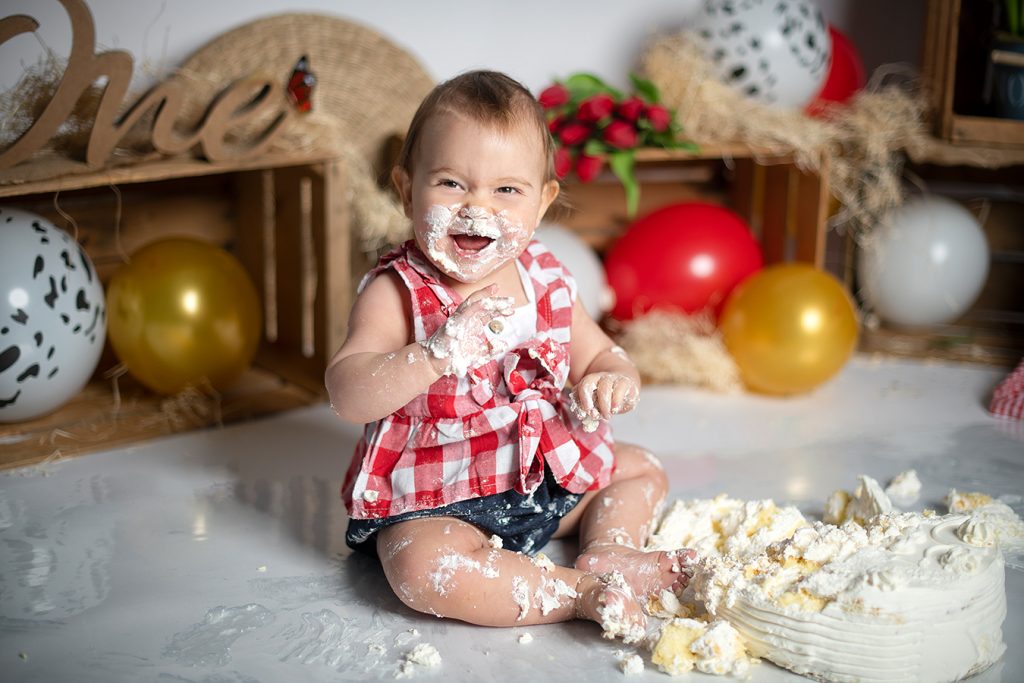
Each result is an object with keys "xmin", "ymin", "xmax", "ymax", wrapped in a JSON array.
[
  {"xmin": 0, "ymin": 150, "xmax": 336, "ymax": 197},
  {"xmin": 632, "ymin": 144, "xmax": 791, "ymax": 163},
  {"xmin": 730, "ymin": 158, "xmax": 757, "ymax": 234},
  {"xmin": 0, "ymin": 368, "xmax": 319, "ymax": 470},
  {"xmin": 937, "ymin": 0, "xmax": 960, "ymax": 140},
  {"xmin": 920, "ymin": 0, "xmax": 941, "ymax": 116},
  {"xmin": 793, "ymin": 153, "xmax": 829, "ymax": 267},
  {"xmin": 759, "ymin": 163, "xmax": 790, "ymax": 264},
  {"xmin": 951, "ymin": 114, "xmax": 1024, "ymax": 147},
  {"xmin": 269, "ymin": 166, "xmax": 309, "ymax": 365},
  {"xmin": 317, "ymin": 159, "xmax": 352, "ymax": 369},
  {"xmin": 234, "ymin": 170, "xmax": 271, "ymax": 339}
]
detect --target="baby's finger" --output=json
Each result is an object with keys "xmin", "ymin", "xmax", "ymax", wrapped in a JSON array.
[
  {"xmin": 464, "ymin": 283, "xmax": 499, "ymax": 304},
  {"xmin": 594, "ymin": 375, "xmax": 618, "ymax": 418},
  {"xmin": 575, "ymin": 375, "xmax": 599, "ymax": 414},
  {"xmin": 611, "ymin": 377, "xmax": 639, "ymax": 414}
]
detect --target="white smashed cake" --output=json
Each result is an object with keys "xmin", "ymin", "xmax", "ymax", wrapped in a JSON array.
[{"xmin": 642, "ymin": 476, "xmax": 1015, "ymax": 682}]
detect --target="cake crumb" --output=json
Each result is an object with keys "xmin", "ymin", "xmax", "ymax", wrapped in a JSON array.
[
  {"xmin": 518, "ymin": 633, "xmax": 533, "ymax": 644},
  {"xmin": 885, "ymin": 470, "xmax": 922, "ymax": 506},
  {"xmin": 396, "ymin": 643, "xmax": 441, "ymax": 678},
  {"xmin": 619, "ymin": 652, "xmax": 644, "ymax": 675},
  {"xmin": 531, "ymin": 552, "xmax": 554, "ymax": 571},
  {"xmin": 488, "ymin": 534, "xmax": 504, "ymax": 549}
]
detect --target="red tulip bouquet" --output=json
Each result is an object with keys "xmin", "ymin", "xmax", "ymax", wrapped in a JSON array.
[{"xmin": 538, "ymin": 73, "xmax": 695, "ymax": 216}]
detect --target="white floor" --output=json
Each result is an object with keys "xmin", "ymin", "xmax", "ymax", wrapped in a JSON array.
[{"xmin": 1, "ymin": 355, "xmax": 1021, "ymax": 682}]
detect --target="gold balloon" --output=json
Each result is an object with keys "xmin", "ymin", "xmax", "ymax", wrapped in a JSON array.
[
  {"xmin": 719, "ymin": 264, "xmax": 858, "ymax": 395},
  {"xmin": 106, "ymin": 238, "xmax": 262, "ymax": 395}
]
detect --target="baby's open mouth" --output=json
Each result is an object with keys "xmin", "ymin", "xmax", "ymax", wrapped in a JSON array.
[{"xmin": 453, "ymin": 234, "xmax": 494, "ymax": 252}]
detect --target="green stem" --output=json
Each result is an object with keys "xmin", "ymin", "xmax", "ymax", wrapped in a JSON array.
[{"xmin": 608, "ymin": 150, "xmax": 639, "ymax": 217}]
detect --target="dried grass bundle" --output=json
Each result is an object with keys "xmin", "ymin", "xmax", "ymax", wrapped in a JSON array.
[
  {"xmin": 0, "ymin": 51, "xmax": 105, "ymax": 158},
  {"xmin": 616, "ymin": 310, "xmax": 742, "ymax": 393},
  {"xmin": 643, "ymin": 35, "xmax": 929, "ymax": 243}
]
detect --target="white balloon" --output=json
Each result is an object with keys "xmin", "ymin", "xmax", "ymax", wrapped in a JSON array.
[
  {"xmin": 0, "ymin": 207, "xmax": 106, "ymax": 422},
  {"xmin": 858, "ymin": 196, "xmax": 990, "ymax": 328},
  {"xmin": 534, "ymin": 224, "xmax": 613, "ymax": 319},
  {"xmin": 689, "ymin": 0, "xmax": 831, "ymax": 109}
]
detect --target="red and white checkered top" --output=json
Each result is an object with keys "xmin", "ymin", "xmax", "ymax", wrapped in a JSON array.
[
  {"xmin": 989, "ymin": 357, "xmax": 1024, "ymax": 421},
  {"xmin": 342, "ymin": 240, "xmax": 615, "ymax": 520}
]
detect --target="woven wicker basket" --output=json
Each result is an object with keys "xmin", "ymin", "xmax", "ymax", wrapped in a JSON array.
[{"xmin": 177, "ymin": 12, "xmax": 434, "ymax": 164}]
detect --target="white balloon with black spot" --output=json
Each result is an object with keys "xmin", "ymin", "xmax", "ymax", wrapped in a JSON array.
[
  {"xmin": 0, "ymin": 207, "xmax": 106, "ymax": 422},
  {"xmin": 689, "ymin": 0, "xmax": 831, "ymax": 109}
]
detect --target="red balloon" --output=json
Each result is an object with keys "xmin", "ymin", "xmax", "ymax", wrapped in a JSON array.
[
  {"xmin": 806, "ymin": 25, "xmax": 866, "ymax": 117},
  {"xmin": 604, "ymin": 202, "xmax": 763, "ymax": 320}
]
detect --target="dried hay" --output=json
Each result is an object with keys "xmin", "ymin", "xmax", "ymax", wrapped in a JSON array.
[
  {"xmin": 642, "ymin": 34, "xmax": 929, "ymax": 243},
  {"xmin": 615, "ymin": 310, "xmax": 742, "ymax": 393}
]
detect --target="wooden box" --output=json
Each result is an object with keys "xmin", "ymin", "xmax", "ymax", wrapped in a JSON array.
[
  {"xmin": 558, "ymin": 145, "xmax": 832, "ymax": 271},
  {"xmin": 922, "ymin": 0, "xmax": 1024, "ymax": 146},
  {"xmin": 0, "ymin": 153, "xmax": 352, "ymax": 469},
  {"xmin": 856, "ymin": 161, "xmax": 1024, "ymax": 366}
]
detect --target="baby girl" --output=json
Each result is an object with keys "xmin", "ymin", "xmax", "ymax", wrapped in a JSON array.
[{"xmin": 326, "ymin": 70, "xmax": 693, "ymax": 640}]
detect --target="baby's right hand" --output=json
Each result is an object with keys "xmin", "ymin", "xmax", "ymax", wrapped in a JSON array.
[{"xmin": 421, "ymin": 285, "xmax": 514, "ymax": 377}]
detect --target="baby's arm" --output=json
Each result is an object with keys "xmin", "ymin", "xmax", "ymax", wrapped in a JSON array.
[
  {"xmin": 325, "ymin": 272, "xmax": 437, "ymax": 423},
  {"xmin": 568, "ymin": 298, "xmax": 641, "ymax": 425},
  {"xmin": 325, "ymin": 273, "xmax": 512, "ymax": 423}
]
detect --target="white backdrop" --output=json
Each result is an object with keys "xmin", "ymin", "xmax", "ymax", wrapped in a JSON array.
[{"xmin": 0, "ymin": 0, "xmax": 925, "ymax": 94}]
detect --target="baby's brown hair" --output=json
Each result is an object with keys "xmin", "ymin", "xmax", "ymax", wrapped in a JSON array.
[{"xmin": 395, "ymin": 70, "xmax": 557, "ymax": 185}]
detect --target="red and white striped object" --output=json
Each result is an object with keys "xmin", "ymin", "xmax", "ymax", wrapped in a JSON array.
[{"xmin": 990, "ymin": 358, "xmax": 1024, "ymax": 421}]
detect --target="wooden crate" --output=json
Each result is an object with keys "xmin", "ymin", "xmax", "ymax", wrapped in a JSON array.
[
  {"xmin": 558, "ymin": 145, "xmax": 831, "ymax": 270},
  {"xmin": 856, "ymin": 161, "xmax": 1024, "ymax": 367},
  {"xmin": 922, "ymin": 0, "xmax": 1024, "ymax": 146},
  {"xmin": 0, "ymin": 152, "xmax": 352, "ymax": 469}
]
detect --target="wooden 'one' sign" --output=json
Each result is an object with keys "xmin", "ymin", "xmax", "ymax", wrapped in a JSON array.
[{"xmin": 0, "ymin": 0, "xmax": 296, "ymax": 172}]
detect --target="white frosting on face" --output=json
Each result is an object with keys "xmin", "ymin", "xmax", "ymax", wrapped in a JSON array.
[{"xmin": 419, "ymin": 204, "xmax": 529, "ymax": 283}]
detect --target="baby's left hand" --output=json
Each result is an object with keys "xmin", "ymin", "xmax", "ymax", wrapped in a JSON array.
[{"xmin": 571, "ymin": 372, "xmax": 639, "ymax": 429}]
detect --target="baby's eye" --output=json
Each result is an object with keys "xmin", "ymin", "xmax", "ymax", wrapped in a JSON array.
[
  {"xmin": 496, "ymin": 186, "xmax": 521, "ymax": 195},
  {"xmin": 438, "ymin": 179, "xmax": 462, "ymax": 189}
]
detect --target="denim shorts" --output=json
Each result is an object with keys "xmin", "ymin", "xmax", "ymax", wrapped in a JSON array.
[{"xmin": 346, "ymin": 467, "xmax": 584, "ymax": 558}]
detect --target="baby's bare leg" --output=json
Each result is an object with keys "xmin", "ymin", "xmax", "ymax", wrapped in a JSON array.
[
  {"xmin": 376, "ymin": 516, "xmax": 644, "ymax": 636},
  {"xmin": 563, "ymin": 444, "xmax": 694, "ymax": 596}
]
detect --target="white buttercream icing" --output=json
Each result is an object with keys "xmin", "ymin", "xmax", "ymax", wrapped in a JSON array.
[
  {"xmin": 647, "ymin": 495, "xmax": 807, "ymax": 562},
  {"xmin": 885, "ymin": 469, "xmax": 922, "ymax": 506},
  {"xmin": 645, "ymin": 487, "xmax": 1008, "ymax": 682},
  {"xmin": 691, "ymin": 513, "xmax": 1005, "ymax": 683},
  {"xmin": 824, "ymin": 474, "xmax": 892, "ymax": 526},
  {"xmin": 946, "ymin": 489, "xmax": 1024, "ymax": 553}
]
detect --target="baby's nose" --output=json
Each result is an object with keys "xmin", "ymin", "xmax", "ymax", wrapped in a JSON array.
[{"xmin": 458, "ymin": 205, "xmax": 491, "ymax": 220}]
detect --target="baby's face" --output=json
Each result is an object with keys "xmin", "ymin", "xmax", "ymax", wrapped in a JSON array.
[{"xmin": 396, "ymin": 111, "xmax": 558, "ymax": 283}]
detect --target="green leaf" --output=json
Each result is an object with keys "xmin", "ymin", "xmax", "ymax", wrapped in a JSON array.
[
  {"xmin": 608, "ymin": 149, "xmax": 639, "ymax": 217},
  {"xmin": 583, "ymin": 139, "xmax": 608, "ymax": 156},
  {"xmin": 629, "ymin": 73, "xmax": 661, "ymax": 103},
  {"xmin": 565, "ymin": 73, "xmax": 623, "ymax": 99}
]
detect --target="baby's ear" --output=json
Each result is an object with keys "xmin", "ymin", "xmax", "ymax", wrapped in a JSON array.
[
  {"xmin": 538, "ymin": 179, "xmax": 560, "ymax": 219},
  {"xmin": 391, "ymin": 167, "xmax": 413, "ymax": 218}
]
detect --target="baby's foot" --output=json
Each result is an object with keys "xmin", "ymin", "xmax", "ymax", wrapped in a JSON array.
[
  {"xmin": 575, "ymin": 544, "xmax": 696, "ymax": 598},
  {"xmin": 575, "ymin": 572, "xmax": 647, "ymax": 644}
]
